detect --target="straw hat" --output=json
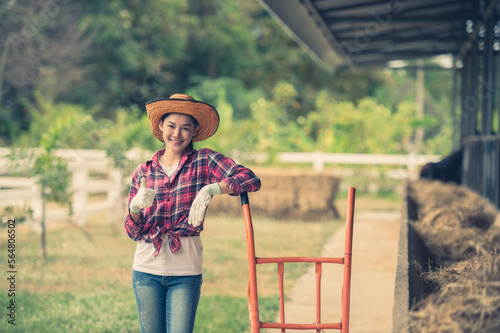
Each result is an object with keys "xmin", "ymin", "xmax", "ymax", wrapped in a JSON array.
[{"xmin": 146, "ymin": 93, "xmax": 220, "ymax": 142}]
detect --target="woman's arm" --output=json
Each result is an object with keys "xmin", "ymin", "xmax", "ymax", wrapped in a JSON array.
[
  {"xmin": 204, "ymin": 149, "xmax": 261, "ymax": 195},
  {"xmin": 218, "ymin": 181, "xmax": 233, "ymax": 195},
  {"xmin": 130, "ymin": 210, "xmax": 141, "ymax": 224}
]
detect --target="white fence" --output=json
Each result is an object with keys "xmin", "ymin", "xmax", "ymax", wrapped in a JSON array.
[
  {"xmin": 276, "ymin": 151, "xmax": 441, "ymax": 173},
  {"xmin": 0, "ymin": 148, "xmax": 134, "ymax": 227},
  {"xmin": 0, "ymin": 148, "xmax": 440, "ymax": 226}
]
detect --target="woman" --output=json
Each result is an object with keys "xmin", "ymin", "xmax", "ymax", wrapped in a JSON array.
[{"xmin": 124, "ymin": 93, "xmax": 261, "ymax": 333}]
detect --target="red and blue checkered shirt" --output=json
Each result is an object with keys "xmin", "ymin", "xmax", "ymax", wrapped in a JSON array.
[{"xmin": 124, "ymin": 148, "xmax": 261, "ymax": 256}]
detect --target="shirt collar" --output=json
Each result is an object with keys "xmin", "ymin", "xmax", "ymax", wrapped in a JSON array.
[{"xmin": 149, "ymin": 147, "xmax": 196, "ymax": 169}]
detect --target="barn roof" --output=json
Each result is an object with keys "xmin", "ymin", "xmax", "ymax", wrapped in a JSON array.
[{"xmin": 258, "ymin": 0, "xmax": 499, "ymax": 71}]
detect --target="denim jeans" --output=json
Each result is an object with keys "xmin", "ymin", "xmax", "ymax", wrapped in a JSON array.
[{"xmin": 132, "ymin": 270, "xmax": 202, "ymax": 333}]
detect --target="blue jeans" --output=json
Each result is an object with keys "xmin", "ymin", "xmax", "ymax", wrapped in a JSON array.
[{"xmin": 132, "ymin": 270, "xmax": 202, "ymax": 333}]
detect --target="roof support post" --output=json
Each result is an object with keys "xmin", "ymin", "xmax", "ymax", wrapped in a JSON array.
[
  {"xmin": 452, "ymin": 56, "xmax": 459, "ymax": 150},
  {"xmin": 481, "ymin": 10, "xmax": 494, "ymax": 136},
  {"xmin": 460, "ymin": 51, "xmax": 471, "ymax": 141},
  {"xmin": 471, "ymin": 26, "xmax": 480, "ymax": 137}
]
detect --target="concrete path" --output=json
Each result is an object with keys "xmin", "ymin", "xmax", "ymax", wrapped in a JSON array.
[{"xmin": 281, "ymin": 210, "xmax": 401, "ymax": 333}]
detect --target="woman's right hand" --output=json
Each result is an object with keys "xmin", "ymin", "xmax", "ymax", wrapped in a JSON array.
[{"xmin": 130, "ymin": 177, "xmax": 156, "ymax": 213}]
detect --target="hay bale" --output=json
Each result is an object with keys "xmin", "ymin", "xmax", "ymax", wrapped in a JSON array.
[
  {"xmin": 412, "ymin": 212, "xmax": 478, "ymax": 263},
  {"xmin": 412, "ymin": 206, "xmax": 499, "ymax": 263},
  {"xmin": 408, "ymin": 180, "xmax": 498, "ymax": 263},
  {"xmin": 407, "ymin": 180, "xmax": 500, "ymax": 332},
  {"xmin": 408, "ymin": 180, "xmax": 496, "ymax": 222},
  {"xmin": 208, "ymin": 168, "xmax": 342, "ymax": 221},
  {"xmin": 409, "ymin": 253, "xmax": 500, "ymax": 333}
]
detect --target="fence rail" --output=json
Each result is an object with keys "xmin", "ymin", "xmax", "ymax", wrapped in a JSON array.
[
  {"xmin": 0, "ymin": 148, "xmax": 127, "ymax": 227},
  {"xmin": 0, "ymin": 148, "xmax": 441, "ymax": 226},
  {"xmin": 277, "ymin": 151, "xmax": 441, "ymax": 172}
]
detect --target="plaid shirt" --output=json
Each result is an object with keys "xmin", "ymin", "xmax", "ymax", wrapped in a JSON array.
[{"xmin": 125, "ymin": 148, "xmax": 261, "ymax": 256}]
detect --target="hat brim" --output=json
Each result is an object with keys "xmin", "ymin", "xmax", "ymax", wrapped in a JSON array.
[{"xmin": 146, "ymin": 98, "xmax": 220, "ymax": 142}]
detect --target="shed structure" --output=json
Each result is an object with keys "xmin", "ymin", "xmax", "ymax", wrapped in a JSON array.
[{"xmin": 259, "ymin": 0, "xmax": 500, "ymax": 208}]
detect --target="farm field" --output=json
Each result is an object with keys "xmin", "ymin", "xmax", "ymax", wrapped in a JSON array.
[{"xmin": 0, "ymin": 197, "xmax": 364, "ymax": 332}]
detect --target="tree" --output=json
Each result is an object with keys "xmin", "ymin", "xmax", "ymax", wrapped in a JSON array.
[
  {"xmin": 9, "ymin": 95, "xmax": 109, "ymax": 259},
  {"xmin": 75, "ymin": 0, "xmax": 189, "ymax": 114},
  {"xmin": 0, "ymin": 1, "xmax": 90, "ymax": 144},
  {"xmin": 247, "ymin": 82, "xmax": 315, "ymax": 156},
  {"xmin": 1, "ymin": 1, "xmax": 454, "ymax": 156},
  {"xmin": 9, "ymin": 140, "xmax": 72, "ymax": 260}
]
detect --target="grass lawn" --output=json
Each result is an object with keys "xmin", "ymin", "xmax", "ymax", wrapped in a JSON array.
[{"xmin": 0, "ymin": 207, "xmax": 342, "ymax": 332}]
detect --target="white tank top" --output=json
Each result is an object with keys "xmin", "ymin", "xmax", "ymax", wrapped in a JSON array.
[{"xmin": 132, "ymin": 160, "xmax": 203, "ymax": 276}]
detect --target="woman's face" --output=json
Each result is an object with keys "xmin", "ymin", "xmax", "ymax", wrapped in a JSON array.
[{"xmin": 159, "ymin": 113, "xmax": 198, "ymax": 154}]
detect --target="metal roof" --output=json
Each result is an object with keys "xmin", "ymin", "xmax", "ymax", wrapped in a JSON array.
[{"xmin": 259, "ymin": 0, "xmax": 499, "ymax": 71}]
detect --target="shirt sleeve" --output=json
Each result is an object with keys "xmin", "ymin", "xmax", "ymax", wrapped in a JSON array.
[
  {"xmin": 204, "ymin": 149, "xmax": 261, "ymax": 195},
  {"xmin": 124, "ymin": 166, "xmax": 147, "ymax": 241}
]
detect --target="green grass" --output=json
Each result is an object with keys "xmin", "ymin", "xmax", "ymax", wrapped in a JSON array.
[
  {"xmin": 0, "ymin": 210, "xmax": 341, "ymax": 332},
  {"xmin": 5, "ymin": 288, "xmax": 139, "ymax": 332},
  {"xmin": 196, "ymin": 295, "xmax": 279, "ymax": 333}
]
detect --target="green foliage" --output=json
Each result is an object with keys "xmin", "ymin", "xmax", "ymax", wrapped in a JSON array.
[
  {"xmin": 100, "ymin": 106, "xmax": 160, "ymax": 168},
  {"xmin": 2, "ymin": 1, "xmax": 454, "ymax": 156},
  {"xmin": 34, "ymin": 151, "xmax": 72, "ymax": 207},
  {"xmin": 10, "ymin": 78, "xmax": 453, "ymax": 159},
  {"xmin": 7, "ymin": 146, "xmax": 71, "ymax": 259},
  {"xmin": 0, "ymin": 106, "xmax": 20, "ymax": 146},
  {"xmin": 247, "ymin": 82, "xmax": 315, "ymax": 155},
  {"xmin": 76, "ymin": 0, "xmax": 190, "ymax": 112},
  {"xmin": 0, "ymin": 203, "xmax": 32, "ymax": 227},
  {"xmin": 305, "ymin": 92, "xmax": 411, "ymax": 153},
  {"xmin": 18, "ymin": 92, "xmax": 101, "ymax": 150},
  {"xmin": 189, "ymin": 77, "xmax": 249, "ymax": 154},
  {"xmin": 8, "ymin": 148, "xmax": 72, "ymax": 214}
]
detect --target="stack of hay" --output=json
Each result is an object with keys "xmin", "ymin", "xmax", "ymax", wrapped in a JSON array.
[
  {"xmin": 208, "ymin": 168, "xmax": 342, "ymax": 221},
  {"xmin": 407, "ymin": 180, "xmax": 500, "ymax": 332}
]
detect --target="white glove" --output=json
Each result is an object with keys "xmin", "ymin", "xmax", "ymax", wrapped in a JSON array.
[
  {"xmin": 130, "ymin": 177, "xmax": 156, "ymax": 213},
  {"xmin": 188, "ymin": 183, "xmax": 222, "ymax": 227}
]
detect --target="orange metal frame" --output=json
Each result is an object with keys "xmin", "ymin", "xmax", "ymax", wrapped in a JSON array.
[{"xmin": 241, "ymin": 187, "xmax": 356, "ymax": 333}]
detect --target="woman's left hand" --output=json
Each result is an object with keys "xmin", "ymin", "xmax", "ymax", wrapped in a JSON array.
[{"xmin": 188, "ymin": 183, "xmax": 221, "ymax": 227}]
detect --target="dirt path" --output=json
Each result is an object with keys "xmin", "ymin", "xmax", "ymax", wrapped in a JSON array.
[{"xmin": 282, "ymin": 210, "xmax": 401, "ymax": 333}]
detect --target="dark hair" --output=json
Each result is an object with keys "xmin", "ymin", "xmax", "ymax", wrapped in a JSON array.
[
  {"xmin": 160, "ymin": 113, "xmax": 199, "ymax": 127},
  {"xmin": 160, "ymin": 113, "xmax": 199, "ymax": 150}
]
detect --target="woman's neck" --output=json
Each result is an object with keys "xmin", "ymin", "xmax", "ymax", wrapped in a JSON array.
[{"xmin": 159, "ymin": 150, "xmax": 182, "ymax": 167}]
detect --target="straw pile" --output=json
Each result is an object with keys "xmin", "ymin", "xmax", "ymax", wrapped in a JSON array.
[
  {"xmin": 208, "ymin": 168, "xmax": 341, "ymax": 221},
  {"xmin": 407, "ymin": 180, "xmax": 500, "ymax": 332}
]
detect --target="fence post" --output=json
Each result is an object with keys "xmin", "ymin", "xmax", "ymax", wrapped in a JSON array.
[
  {"xmin": 108, "ymin": 167, "xmax": 124, "ymax": 224},
  {"xmin": 313, "ymin": 151, "xmax": 324, "ymax": 171},
  {"xmin": 71, "ymin": 161, "xmax": 88, "ymax": 226},
  {"xmin": 30, "ymin": 178, "xmax": 43, "ymax": 227},
  {"xmin": 407, "ymin": 153, "xmax": 418, "ymax": 180}
]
